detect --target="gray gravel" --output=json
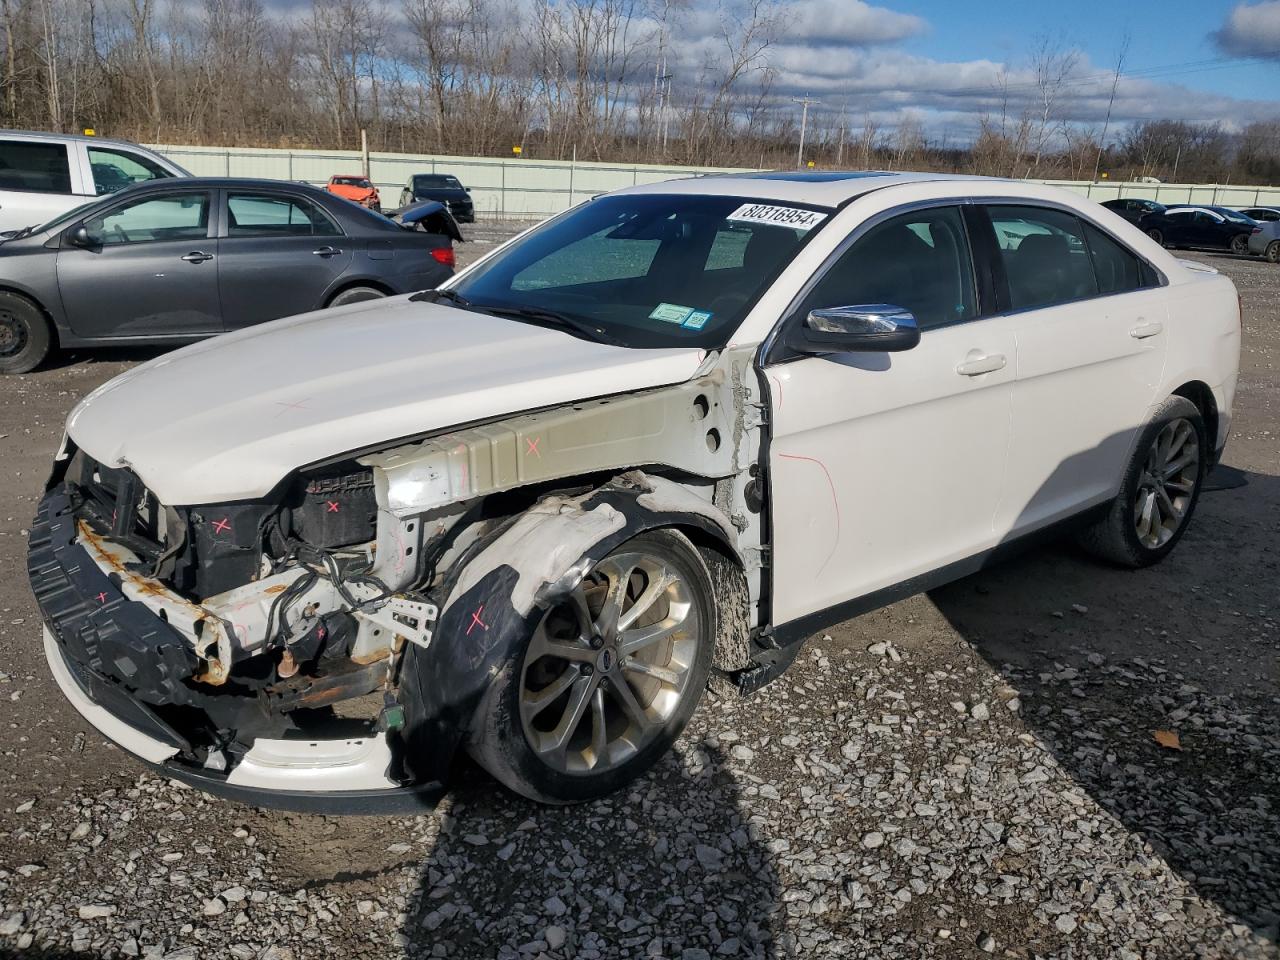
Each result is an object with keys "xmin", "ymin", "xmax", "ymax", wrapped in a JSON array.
[{"xmin": 0, "ymin": 244, "xmax": 1277, "ymax": 959}]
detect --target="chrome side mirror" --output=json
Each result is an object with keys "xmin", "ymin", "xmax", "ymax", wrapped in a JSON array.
[{"xmin": 788, "ymin": 303, "xmax": 921, "ymax": 354}]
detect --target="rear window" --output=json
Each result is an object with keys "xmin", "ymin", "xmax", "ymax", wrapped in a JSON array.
[
  {"xmin": 332, "ymin": 177, "xmax": 371, "ymax": 188},
  {"xmin": 0, "ymin": 140, "xmax": 72, "ymax": 194}
]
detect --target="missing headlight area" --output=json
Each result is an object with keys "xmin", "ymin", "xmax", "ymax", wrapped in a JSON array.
[{"xmin": 30, "ymin": 357, "xmax": 766, "ymax": 798}]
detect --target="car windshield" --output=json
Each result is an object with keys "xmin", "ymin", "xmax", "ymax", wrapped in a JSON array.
[
  {"xmin": 415, "ymin": 176, "xmax": 462, "ymax": 189},
  {"xmin": 333, "ymin": 177, "xmax": 371, "ymax": 187},
  {"xmin": 449, "ymin": 194, "xmax": 824, "ymax": 348}
]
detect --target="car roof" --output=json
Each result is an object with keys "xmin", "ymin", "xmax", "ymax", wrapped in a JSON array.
[
  {"xmin": 112, "ymin": 176, "xmax": 331, "ymax": 194},
  {"xmin": 613, "ymin": 170, "xmax": 1013, "ymax": 207},
  {"xmin": 0, "ymin": 129, "xmax": 157, "ymax": 150}
]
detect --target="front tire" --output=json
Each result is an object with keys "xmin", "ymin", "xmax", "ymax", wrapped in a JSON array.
[
  {"xmin": 468, "ymin": 529, "xmax": 716, "ymax": 804},
  {"xmin": 1147, "ymin": 228, "xmax": 1164, "ymax": 246},
  {"xmin": 1076, "ymin": 396, "xmax": 1207, "ymax": 568},
  {"xmin": 327, "ymin": 286, "xmax": 387, "ymax": 308},
  {"xmin": 0, "ymin": 291, "xmax": 52, "ymax": 374}
]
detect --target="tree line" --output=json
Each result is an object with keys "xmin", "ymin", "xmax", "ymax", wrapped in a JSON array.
[{"xmin": 2, "ymin": 0, "xmax": 1278, "ymax": 184}]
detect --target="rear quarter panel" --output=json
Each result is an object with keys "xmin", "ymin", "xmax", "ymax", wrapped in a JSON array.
[{"xmin": 1160, "ymin": 264, "xmax": 1240, "ymax": 449}]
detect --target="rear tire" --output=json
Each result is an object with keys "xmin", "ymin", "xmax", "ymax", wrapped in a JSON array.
[
  {"xmin": 0, "ymin": 291, "xmax": 51, "ymax": 374},
  {"xmin": 1231, "ymin": 234, "xmax": 1249, "ymax": 256},
  {"xmin": 1076, "ymin": 396, "xmax": 1206, "ymax": 568},
  {"xmin": 327, "ymin": 286, "xmax": 387, "ymax": 308},
  {"xmin": 1266, "ymin": 241, "xmax": 1280, "ymax": 264},
  {"xmin": 468, "ymin": 529, "xmax": 716, "ymax": 804},
  {"xmin": 1147, "ymin": 228, "xmax": 1164, "ymax": 246}
]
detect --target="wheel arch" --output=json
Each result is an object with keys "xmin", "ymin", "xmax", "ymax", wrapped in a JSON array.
[
  {"xmin": 392, "ymin": 471, "xmax": 745, "ymax": 786},
  {"xmin": 324, "ymin": 277, "xmax": 395, "ymax": 307},
  {"xmin": 1172, "ymin": 380, "xmax": 1219, "ymax": 454}
]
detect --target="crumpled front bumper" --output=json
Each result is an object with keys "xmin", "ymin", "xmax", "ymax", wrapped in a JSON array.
[{"xmin": 29, "ymin": 487, "xmax": 444, "ymax": 813}]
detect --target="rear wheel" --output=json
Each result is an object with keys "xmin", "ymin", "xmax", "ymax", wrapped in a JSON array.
[
  {"xmin": 1231, "ymin": 234, "xmax": 1249, "ymax": 256},
  {"xmin": 1266, "ymin": 241, "xmax": 1280, "ymax": 264},
  {"xmin": 1147, "ymin": 228, "xmax": 1164, "ymax": 246},
  {"xmin": 469, "ymin": 529, "xmax": 715, "ymax": 804},
  {"xmin": 327, "ymin": 286, "xmax": 387, "ymax": 308},
  {"xmin": 0, "ymin": 291, "xmax": 51, "ymax": 374},
  {"xmin": 1077, "ymin": 396, "xmax": 1206, "ymax": 567}
]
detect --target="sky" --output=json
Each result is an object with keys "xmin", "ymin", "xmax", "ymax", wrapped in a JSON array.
[
  {"xmin": 648, "ymin": 0, "xmax": 1280, "ymax": 139},
  {"xmin": 253, "ymin": 0, "xmax": 1280, "ymax": 140}
]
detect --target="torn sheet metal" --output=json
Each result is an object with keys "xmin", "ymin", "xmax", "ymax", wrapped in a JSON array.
[{"xmin": 362, "ymin": 376, "xmax": 743, "ymax": 518}]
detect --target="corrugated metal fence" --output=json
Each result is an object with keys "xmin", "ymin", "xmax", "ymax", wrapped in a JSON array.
[{"xmin": 149, "ymin": 143, "xmax": 1280, "ymax": 220}]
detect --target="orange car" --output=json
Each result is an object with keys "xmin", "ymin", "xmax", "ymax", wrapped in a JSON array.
[{"xmin": 326, "ymin": 174, "xmax": 381, "ymax": 212}]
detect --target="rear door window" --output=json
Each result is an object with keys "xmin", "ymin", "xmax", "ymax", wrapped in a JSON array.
[
  {"xmin": 227, "ymin": 192, "xmax": 341, "ymax": 237},
  {"xmin": 1082, "ymin": 222, "xmax": 1158, "ymax": 295},
  {"xmin": 0, "ymin": 139, "xmax": 72, "ymax": 194},
  {"xmin": 986, "ymin": 205, "xmax": 1098, "ymax": 311}
]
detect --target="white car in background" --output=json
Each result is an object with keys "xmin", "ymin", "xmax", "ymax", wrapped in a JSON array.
[
  {"xmin": 0, "ymin": 130, "xmax": 188, "ymax": 232},
  {"xmin": 30, "ymin": 171, "xmax": 1240, "ymax": 811}
]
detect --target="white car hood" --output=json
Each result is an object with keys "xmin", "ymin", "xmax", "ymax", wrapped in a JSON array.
[{"xmin": 67, "ymin": 297, "xmax": 707, "ymax": 505}]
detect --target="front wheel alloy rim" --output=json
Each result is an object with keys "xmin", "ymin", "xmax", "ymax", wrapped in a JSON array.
[
  {"xmin": 1134, "ymin": 417, "xmax": 1199, "ymax": 549},
  {"xmin": 519, "ymin": 549, "xmax": 699, "ymax": 776}
]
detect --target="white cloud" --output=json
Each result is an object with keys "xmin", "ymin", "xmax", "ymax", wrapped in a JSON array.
[
  {"xmin": 1213, "ymin": 1, "xmax": 1280, "ymax": 58},
  {"xmin": 781, "ymin": 0, "xmax": 926, "ymax": 46}
]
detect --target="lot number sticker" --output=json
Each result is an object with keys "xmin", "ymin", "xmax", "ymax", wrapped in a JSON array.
[{"xmin": 726, "ymin": 203, "xmax": 827, "ymax": 231}]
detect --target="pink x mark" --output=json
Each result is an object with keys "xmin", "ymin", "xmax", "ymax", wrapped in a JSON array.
[
  {"xmin": 525, "ymin": 436, "xmax": 542, "ymax": 459},
  {"xmin": 274, "ymin": 399, "xmax": 309, "ymax": 417},
  {"xmin": 326, "ymin": 501, "xmax": 340, "ymax": 513},
  {"xmin": 211, "ymin": 517, "xmax": 231, "ymax": 535},
  {"xmin": 466, "ymin": 604, "xmax": 488, "ymax": 636},
  {"xmin": 95, "ymin": 591, "xmax": 108, "ymax": 604}
]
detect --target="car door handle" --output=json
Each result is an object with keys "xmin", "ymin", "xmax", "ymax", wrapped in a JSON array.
[
  {"xmin": 1130, "ymin": 320, "xmax": 1164, "ymax": 339},
  {"xmin": 956, "ymin": 353, "xmax": 1007, "ymax": 376},
  {"xmin": 181, "ymin": 251, "xmax": 214, "ymax": 263},
  {"xmin": 312, "ymin": 246, "xmax": 342, "ymax": 257}
]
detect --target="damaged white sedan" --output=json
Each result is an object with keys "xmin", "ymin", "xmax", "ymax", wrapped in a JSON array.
[{"xmin": 30, "ymin": 172, "xmax": 1240, "ymax": 810}]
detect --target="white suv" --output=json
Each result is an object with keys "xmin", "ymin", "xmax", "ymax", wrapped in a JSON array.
[
  {"xmin": 0, "ymin": 131, "xmax": 188, "ymax": 232},
  {"xmin": 31, "ymin": 172, "xmax": 1240, "ymax": 811}
]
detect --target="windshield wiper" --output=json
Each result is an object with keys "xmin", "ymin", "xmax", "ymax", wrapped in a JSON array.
[
  {"xmin": 481, "ymin": 305, "xmax": 626, "ymax": 346},
  {"xmin": 410, "ymin": 288, "xmax": 472, "ymax": 307}
]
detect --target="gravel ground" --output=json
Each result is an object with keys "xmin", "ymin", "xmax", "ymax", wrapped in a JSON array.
[{"xmin": 0, "ymin": 235, "xmax": 1276, "ymax": 960}]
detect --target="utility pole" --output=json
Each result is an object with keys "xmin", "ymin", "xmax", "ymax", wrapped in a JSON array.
[{"xmin": 793, "ymin": 96, "xmax": 818, "ymax": 169}]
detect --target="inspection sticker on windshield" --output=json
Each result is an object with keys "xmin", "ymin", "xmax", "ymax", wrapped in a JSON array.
[
  {"xmin": 726, "ymin": 203, "xmax": 827, "ymax": 231},
  {"xmin": 650, "ymin": 302, "xmax": 695, "ymax": 324},
  {"xmin": 683, "ymin": 310, "xmax": 713, "ymax": 330}
]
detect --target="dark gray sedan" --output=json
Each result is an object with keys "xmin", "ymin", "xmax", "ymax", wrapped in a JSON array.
[{"xmin": 0, "ymin": 177, "xmax": 456, "ymax": 373}]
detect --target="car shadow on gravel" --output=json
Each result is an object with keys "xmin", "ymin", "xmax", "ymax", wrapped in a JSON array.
[
  {"xmin": 394, "ymin": 747, "xmax": 778, "ymax": 957},
  {"xmin": 397, "ymin": 741, "xmax": 782, "ymax": 958},
  {"xmin": 930, "ymin": 468, "xmax": 1280, "ymax": 943}
]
